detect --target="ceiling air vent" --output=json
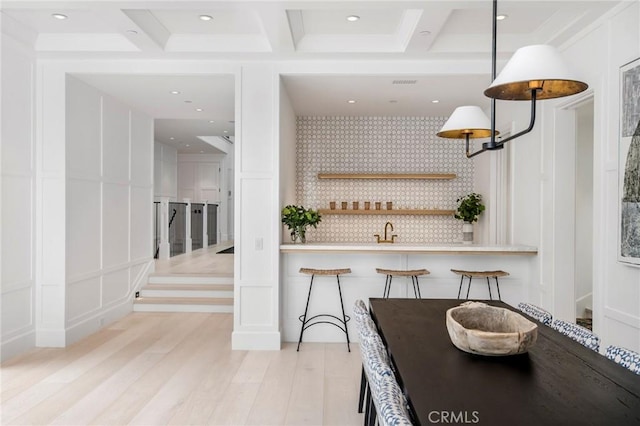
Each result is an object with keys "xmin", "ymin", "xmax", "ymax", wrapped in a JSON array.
[{"xmin": 392, "ymin": 80, "xmax": 418, "ymax": 85}]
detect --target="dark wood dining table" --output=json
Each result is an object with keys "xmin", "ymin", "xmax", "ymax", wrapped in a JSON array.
[{"xmin": 369, "ymin": 298, "xmax": 640, "ymax": 426}]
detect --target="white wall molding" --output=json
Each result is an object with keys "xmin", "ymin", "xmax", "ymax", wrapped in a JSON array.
[
  {"xmin": 231, "ymin": 331, "xmax": 281, "ymax": 351},
  {"xmin": 604, "ymin": 306, "xmax": 640, "ymax": 329},
  {"xmin": 65, "ymin": 258, "xmax": 152, "ymax": 288},
  {"xmin": 65, "ymin": 298, "xmax": 135, "ymax": 347},
  {"xmin": 1, "ymin": 330, "xmax": 36, "ymax": 362}
]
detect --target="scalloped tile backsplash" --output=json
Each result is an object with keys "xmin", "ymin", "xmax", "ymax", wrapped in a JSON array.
[{"xmin": 295, "ymin": 116, "xmax": 475, "ymax": 243}]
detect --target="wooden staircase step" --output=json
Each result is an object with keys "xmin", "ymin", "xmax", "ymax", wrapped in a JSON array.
[
  {"xmin": 139, "ymin": 284, "xmax": 233, "ymax": 299},
  {"xmin": 136, "ymin": 297, "xmax": 233, "ymax": 305},
  {"xmin": 148, "ymin": 274, "xmax": 233, "ymax": 285},
  {"xmin": 133, "ymin": 296, "xmax": 233, "ymax": 313},
  {"xmin": 142, "ymin": 284, "xmax": 234, "ymax": 292}
]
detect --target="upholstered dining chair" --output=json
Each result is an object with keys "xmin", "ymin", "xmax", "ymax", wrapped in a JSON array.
[
  {"xmin": 360, "ymin": 332, "xmax": 393, "ymax": 426},
  {"xmin": 377, "ymin": 374, "xmax": 413, "ymax": 426},
  {"xmin": 353, "ymin": 299, "xmax": 378, "ymax": 340},
  {"xmin": 551, "ymin": 319, "xmax": 600, "ymax": 352},
  {"xmin": 354, "ymin": 299, "xmax": 378, "ymax": 415},
  {"xmin": 516, "ymin": 302, "xmax": 553, "ymax": 326},
  {"xmin": 605, "ymin": 345, "xmax": 640, "ymax": 375}
]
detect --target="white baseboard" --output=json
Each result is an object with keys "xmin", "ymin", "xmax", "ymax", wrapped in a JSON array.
[
  {"xmin": 1, "ymin": 330, "xmax": 36, "ymax": 362},
  {"xmin": 232, "ymin": 330, "xmax": 281, "ymax": 350},
  {"xmin": 35, "ymin": 327, "xmax": 67, "ymax": 348},
  {"xmin": 65, "ymin": 301, "xmax": 133, "ymax": 347}
]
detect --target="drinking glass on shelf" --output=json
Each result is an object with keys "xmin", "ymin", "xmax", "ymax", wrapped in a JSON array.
[
  {"xmin": 353, "ymin": 201, "xmax": 359, "ymax": 210},
  {"xmin": 364, "ymin": 201, "xmax": 371, "ymax": 210},
  {"xmin": 375, "ymin": 202, "xmax": 381, "ymax": 210},
  {"xmin": 341, "ymin": 201, "xmax": 348, "ymax": 210},
  {"xmin": 330, "ymin": 201, "xmax": 336, "ymax": 210},
  {"xmin": 386, "ymin": 201, "xmax": 393, "ymax": 210}
]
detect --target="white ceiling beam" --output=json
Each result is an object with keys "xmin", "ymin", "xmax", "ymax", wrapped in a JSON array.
[
  {"xmin": 122, "ymin": 9, "xmax": 170, "ymax": 51},
  {"xmin": 254, "ymin": 5, "xmax": 295, "ymax": 53}
]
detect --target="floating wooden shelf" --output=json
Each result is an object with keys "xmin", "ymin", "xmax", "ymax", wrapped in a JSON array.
[
  {"xmin": 317, "ymin": 173, "xmax": 456, "ymax": 180},
  {"xmin": 318, "ymin": 209, "xmax": 455, "ymax": 216}
]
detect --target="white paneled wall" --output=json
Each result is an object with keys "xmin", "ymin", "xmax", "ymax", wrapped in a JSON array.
[
  {"xmin": 154, "ymin": 141, "xmax": 177, "ymax": 199},
  {"xmin": 65, "ymin": 76, "xmax": 153, "ymax": 344},
  {"xmin": 1, "ymin": 37, "xmax": 37, "ymax": 360},
  {"xmin": 177, "ymin": 155, "xmax": 221, "ymax": 202},
  {"xmin": 178, "ymin": 153, "xmax": 232, "ymax": 241},
  {"xmin": 534, "ymin": 1, "xmax": 640, "ymax": 353}
]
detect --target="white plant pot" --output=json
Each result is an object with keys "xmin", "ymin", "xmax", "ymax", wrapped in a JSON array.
[{"xmin": 462, "ymin": 222, "xmax": 474, "ymax": 244}]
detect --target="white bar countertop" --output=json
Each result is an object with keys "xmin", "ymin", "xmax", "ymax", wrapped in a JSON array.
[{"xmin": 280, "ymin": 243, "xmax": 538, "ymax": 255}]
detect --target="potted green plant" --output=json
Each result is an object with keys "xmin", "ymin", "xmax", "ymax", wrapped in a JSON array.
[
  {"xmin": 454, "ymin": 193, "xmax": 485, "ymax": 243},
  {"xmin": 281, "ymin": 205, "xmax": 322, "ymax": 243}
]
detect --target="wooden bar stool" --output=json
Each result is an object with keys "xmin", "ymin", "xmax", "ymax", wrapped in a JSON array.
[
  {"xmin": 375, "ymin": 268, "xmax": 430, "ymax": 298},
  {"xmin": 451, "ymin": 269, "xmax": 509, "ymax": 300},
  {"xmin": 297, "ymin": 267, "xmax": 352, "ymax": 352}
]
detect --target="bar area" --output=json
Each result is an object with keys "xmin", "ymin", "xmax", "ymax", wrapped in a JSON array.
[{"xmin": 280, "ymin": 116, "xmax": 538, "ymax": 344}]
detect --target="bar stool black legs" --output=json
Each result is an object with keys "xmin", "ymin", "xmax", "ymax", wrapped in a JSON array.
[
  {"xmin": 376, "ymin": 268, "xmax": 430, "ymax": 299},
  {"xmin": 297, "ymin": 268, "xmax": 352, "ymax": 352},
  {"xmin": 452, "ymin": 269, "xmax": 509, "ymax": 301}
]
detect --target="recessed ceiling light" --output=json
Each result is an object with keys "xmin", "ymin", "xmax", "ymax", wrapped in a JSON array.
[
  {"xmin": 184, "ymin": 100, "xmax": 192, "ymax": 103},
  {"xmin": 185, "ymin": 144, "xmax": 190, "ymax": 147},
  {"xmin": 200, "ymin": 150, "xmax": 204, "ymax": 153},
  {"xmin": 496, "ymin": 14, "xmax": 508, "ymax": 21},
  {"xmin": 195, "ymin": 108, "xmax": 203, "ymax": 112},
  {"xmin": 347, "ymin": 100, "xmax": 356, "ymax": 104},
  {"xmin": 346, "ymin": 15, "xmax": 360, "ymax": 22},
  {"xmin": 431, "ymin": 100, "xmax": 440, "ymax": 104},
  {"xmin": 170, "ymin": 90, "xmax": 180, "ymax": 95},
  {"xmin": 52, "ymin": 13, "xmax": 68, "ymax": 20},
  {"xmin": 420, "ymin": 30, "xmax": 431, "ymax": 36},
  {"xmin": 199, "ymin": 15, "xmax": 213, "ymax": 21},
  {"xmin": 126, "ymin": 29, "xmax": 138, "ymax": 35},
  {"xmin": 389, "ymin": 100, "xmax": 398, "ymax": 104},
  {"xmin": 169, "ymin": 137, "xmax": 175, "ymax": 140},
  {"xmin": 223, "ymin": 130, "xmax": 228, "ymax": 133},
  {"xmin": 209, "ymin": 120, "xmax": 215, "ymax": 123}
]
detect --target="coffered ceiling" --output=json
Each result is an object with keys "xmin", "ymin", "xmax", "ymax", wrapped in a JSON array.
[{"xmin": 1, "ymin": 1, "xmax": 625, "ymax": 153}]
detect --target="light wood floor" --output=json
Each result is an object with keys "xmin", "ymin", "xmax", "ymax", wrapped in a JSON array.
[
  {"xmin": 1, "ymin": 313, "xmax": 363, "ymax": 426},
  {"xmin": 153, "ymin": 241, "xmax": 235, "ymax": 276},
  {"xmin": 3, "ymin": 244, "xmax": 363, "ymax": 425}
]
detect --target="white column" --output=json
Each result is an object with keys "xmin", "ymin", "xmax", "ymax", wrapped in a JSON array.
[
  {"xmin": 202, "ymin": 199, "xmax": 209, "ymax": 247},
  {"xmin": 158, "ymin": 197, "xmax": 170, "ymax": 260},
  {"xmin": 184, "ymin": 198, "xmax": 192, "ymax": 253},
  {"xmin": 35, "ymin": 64, "xmax": 67, "ymax": 347},
  {"xmin": 232, "ymin": 64, "xmax": 281, "ymax": 350}
]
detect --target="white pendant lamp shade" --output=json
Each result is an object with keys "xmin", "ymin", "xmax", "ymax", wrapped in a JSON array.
[
  {"xmin": 437, "ymin": 106, "xmax": 497, "ymax": 139},
  {"xmin": 484, "ymin": 44, "xmax": 588, "ymax": 100}
]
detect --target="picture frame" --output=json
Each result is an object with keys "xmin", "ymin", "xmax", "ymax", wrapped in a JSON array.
[{"xmin": 619, "ymin": 57, "xmax": 640, "ymax": 265}]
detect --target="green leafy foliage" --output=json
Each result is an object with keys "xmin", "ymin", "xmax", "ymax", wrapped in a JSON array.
[
  {"xmin": 454, "ymin": 193, "xmax": 485, "ymax": 223},
  {"xmin": 281, "ymin": 205, "xmax": 322, "ymax": 230}
]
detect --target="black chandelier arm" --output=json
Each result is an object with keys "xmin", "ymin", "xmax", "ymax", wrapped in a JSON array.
[
  {"xmin": 465, "ymin": 134, "xmax": 487, "ymax": 158},
  {"xmin": 464, "ymin": 89, "xmax": 539, "ymax": 157},
  {"xmin": 491, "ymin": 89, "xmax": 538, "ymax": 148}
]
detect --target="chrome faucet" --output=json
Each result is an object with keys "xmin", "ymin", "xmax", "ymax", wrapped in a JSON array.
[{"xmin": 374, "ymin": 221, "xmax": 398, "ymax": 243}]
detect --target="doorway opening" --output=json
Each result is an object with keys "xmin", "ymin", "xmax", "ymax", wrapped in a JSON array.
[{"xmin": 574, "ymin": 100, "xmax": 594, "ymax": 330}]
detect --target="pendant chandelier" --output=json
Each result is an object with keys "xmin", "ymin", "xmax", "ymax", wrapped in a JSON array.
[{"xmin": 437, "ymin": 0, "xmax": 588, "ymax": 158}]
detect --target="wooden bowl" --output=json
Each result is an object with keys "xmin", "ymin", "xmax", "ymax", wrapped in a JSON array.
[{"xmin": 446, "ymin": 302, "xmax": 538, "ymax": 356}]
